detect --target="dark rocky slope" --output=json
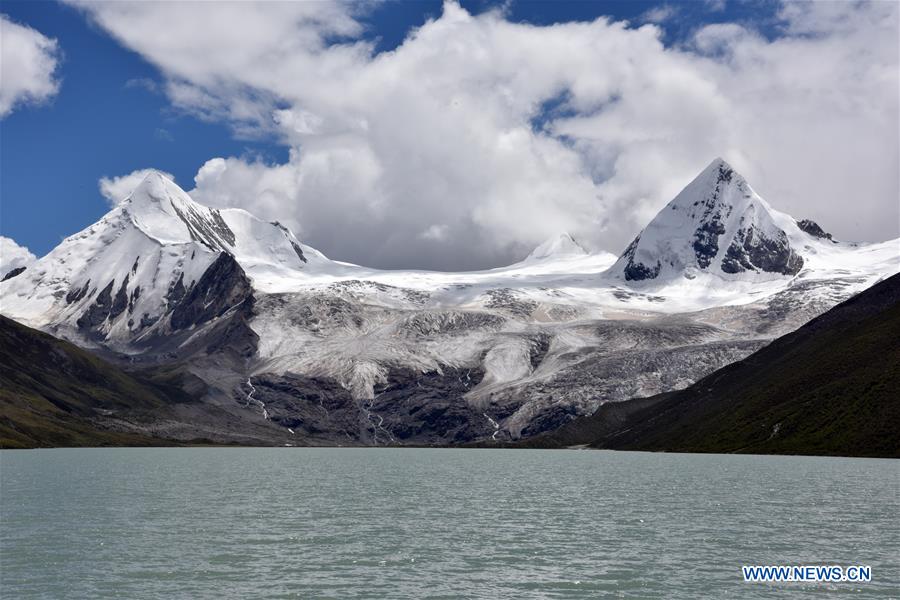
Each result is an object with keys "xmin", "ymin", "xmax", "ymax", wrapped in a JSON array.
[
  {"xmin": 0, "ymin": 315, "xmax": 201, "ymax": 447},
  {"xmin": 521, "ymin": 273, "xmax": 900, "ymax": 457},
  {"xmin": 0, "ymin": 314, "xmax": 304, "ymax": 449}
]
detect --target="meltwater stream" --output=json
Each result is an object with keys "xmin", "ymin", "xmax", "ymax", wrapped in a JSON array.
[{"xmin": 1, "ymin": 449, "xmax": 897, "ymax": 599}]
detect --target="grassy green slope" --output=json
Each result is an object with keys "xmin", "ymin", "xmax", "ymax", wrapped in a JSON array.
[{"xmin": 0, "ymin": 315, "xmax": 198, "ymax": 448}]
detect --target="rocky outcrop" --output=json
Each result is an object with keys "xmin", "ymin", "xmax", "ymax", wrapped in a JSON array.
[
  {"xmin": 620, "ymin": 236, "xmax": 654, "ymax": 282},
  {"xmin": 691, "ymin": 162, "xmax": 734, "ymax": 268},
  {"xmin": 1, "ymin": 266, "xmax": 26, "ymax": 282},
  {"xmin": 76, "ymin": 280, "xmax": 115, "ymax": 331},
  {"xmin": 797, "ymin": 219, "xmax": 835, "ymax": 242},
  {"xmin": 170, "ymin": 252, "xmax": 253, "ymax": 330},
  {"xmin": 721, "ymin": 225, "xmax": 804, "ymax": 275},
  {"xmin": 66, "ymin": 280, "xmax": 91, "ymax": 305},
  {"xmin": 109, "ymin": 275, "xmax": 130, "ymax": 320},
  {"xmin": 251, "ymin": 366, "xmax": 491, "ymax": 445},
  {"xmin": 167, "ymin": 200, "xmax": 236, "ymax": 252}
]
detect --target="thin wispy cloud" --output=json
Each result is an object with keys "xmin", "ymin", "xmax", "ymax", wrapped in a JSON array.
[
  {"xmin": 641, "ymin": 5, "xmax": 679, "ymax": 24},
  {"xmin": 153, "ymin": 127, "xmax": 174, "ymax": 142},
  {"xmin": 124, "ymin": 77, "xmax": 160, "ymax": 94}
]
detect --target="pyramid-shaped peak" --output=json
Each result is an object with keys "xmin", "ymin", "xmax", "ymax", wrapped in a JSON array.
[
  {"xmin": 528, "ymin": 232, "xmax": 588, "ymax": 260},
  {"xmin": 128, "ymin": 170, "xmax": 184, "ymax": 205},
  {"xmin": 120, "ymin": 170, "xmax": 237, "ymax": 251},
  {"xmin": 609, "ymin": 157, "xmax": 804, "ymax": 283},
  {"xmin": 701, "ymin": 156, "xmax": 738, "ymax": 176},
  {"xmin": 708, "ymin": 156, "xmax": 732, "ymax": 171},
  {"xmin": 666, "ymin": 157, "xmax": 750, "ymax": 210},
  {"xmin": 140, "ymin": 169, "xmax": 174, "ymax": 184}
]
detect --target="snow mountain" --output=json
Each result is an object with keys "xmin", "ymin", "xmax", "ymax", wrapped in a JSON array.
[
  {"xmin": 2, "ymin": 162, "xmax": 897, "ymax": 446},
  {"xmin": 609, "ymin": 158, "xmax": 807, "ymax": 283},
  {"xmin": 0, "ymin": 171, "xmax": 320, "ymax": 352},
  {"xmin": 526, "ymin": 233, "xmax": 588, "ymax": 260}
]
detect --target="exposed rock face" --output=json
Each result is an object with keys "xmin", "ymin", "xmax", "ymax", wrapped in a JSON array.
[
  {"xmin": 65, "ymin": 280, "xmax": 91, "ymax": 304},
  {"xmin": 797, "ymin": 219, "xmax": 835, "ymax": 241},
  {"xmin": 1, "ymin": 266, "xmax": 26, "ymax": 282},
  {"xmin": 166, "ymin": 198, "xmax": 236, "ymax": 252},
  {"xmin": 691, "ymin": 162, "xmax": 733, "ymax": 268},
  {"xmin": 70, "ymin": 250, "xmax": 257, "ymax": 364},
  {"xmin": 692, "ymin": 220, "xmax": 727, "ymax": 269},
  {"xmin": 166, "ymin": 273, "xmax": 187, "ymax": 304},
  {"xmin": 623, "ymin": 261, "xmax": 661, "ymax": 282},
  {"xmin": 109, "ymin": 275, "xmax": 130, "ymax": 320},
  {"xmin": 622, "ymin": 236, "xmax": 652, "ymax": 282},
  {"xmin": 76, "ymin": 280, "xmax": 115, "ymax": 331},
  {"xmin": 290, "ymin": 242, "xmax": 307, "ymax": 263},
  {"xmin": 721, "ymin": 226, "xmax": 803, "ymax": 275},
  {"xmin": 251, "ymin": 366, "xmax": 491, "ymax": 445},
  {"xmin": 170, "ymin": 252, "xmax": 253, "ymax": 331},
  {"xmin": 622, "ymin": 236, "xmax": 661, "ymax": 281}
]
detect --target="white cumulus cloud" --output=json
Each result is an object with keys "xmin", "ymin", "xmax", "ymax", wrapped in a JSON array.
[
  {"xmin": 0, "ymin": 14, "xmax": 61, "ymax": 118},
  {"xmin": 0, "ymin": 236, "xmax": 37, "ymax": 276},
  {"xmin": 70, "ymin": 1, "xmax": 899, "ymax": 270}
]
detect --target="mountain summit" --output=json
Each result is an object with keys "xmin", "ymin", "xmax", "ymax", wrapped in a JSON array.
[
  {"xmin": 0, "ymin": 172, "xmax": 314, "ymax": 349},
  {"xmin": 526, "ymin": 233, "xmax": 588, "ymax": 260},
  {"xmin": 609, "ymin": 158, "xmax": 807, "ymax": 283}
]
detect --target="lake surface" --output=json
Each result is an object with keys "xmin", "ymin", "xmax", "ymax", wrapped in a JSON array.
[{"xmin": 1, "ymin": 448, "xmax": 897, "ymax": 598}]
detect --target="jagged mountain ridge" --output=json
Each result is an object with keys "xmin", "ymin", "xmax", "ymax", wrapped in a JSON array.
[{"xmin": 1, "ymin": 161, "xmax": 897, "ymax": 445}]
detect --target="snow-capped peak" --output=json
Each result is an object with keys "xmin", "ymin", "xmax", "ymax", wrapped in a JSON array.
[
  {"xmin": 122, "ymin": 170, "xmax": 237, "ymax": 252},
  {"xmin": 527, "ymin": 233, "xmax": 588, "ymax": 260},
  {"xmin": 120, "ymin": 170, "xmax": 318, "ymax": 270},
  {"xmin": 0, "ymin": 170, "xmax": 318, "ymax": 344},
  {"xmin": 608, "ymin": 157, "xmax": 805, "ymax": 284}
]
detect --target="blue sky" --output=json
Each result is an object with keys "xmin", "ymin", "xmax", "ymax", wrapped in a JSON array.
[
  {"xmin": 0, "ymin": 1, "xmax": 895, "ymax": 270},
  {"xmin": 1, "ymin": 1, "xmax": 287, "ymax": 256}
]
